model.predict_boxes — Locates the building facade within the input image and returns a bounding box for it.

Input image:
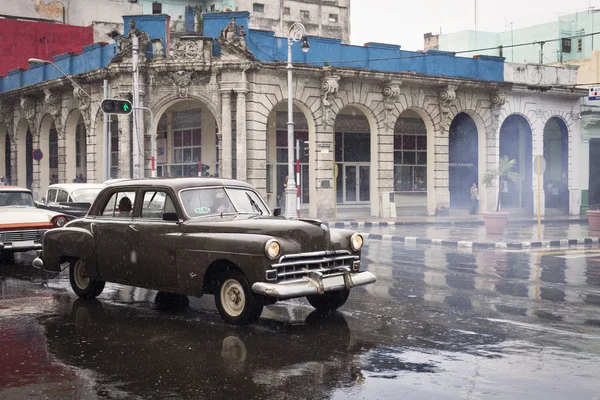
[428,9,600,65]
[140,0,350,43]
[0,12,586,219]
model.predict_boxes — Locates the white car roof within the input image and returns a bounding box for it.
[0,186,32,193]
[47,183,105,194]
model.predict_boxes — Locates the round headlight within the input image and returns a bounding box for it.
[54,216,67,227]
[350,233,364,252]
[265,239,281,260]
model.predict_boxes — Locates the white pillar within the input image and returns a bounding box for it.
[235,89,247,181]
[221,90,232,179]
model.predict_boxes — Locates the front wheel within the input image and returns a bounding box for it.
[307,289,350,312]
[69,259,105,299]
[215,270,263,326]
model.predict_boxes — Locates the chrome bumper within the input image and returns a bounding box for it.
[0,242,43,253]
[252,268,377,299]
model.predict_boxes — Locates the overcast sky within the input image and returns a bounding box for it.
[350,0,600,50]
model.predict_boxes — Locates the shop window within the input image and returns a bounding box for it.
[394,118,427,192]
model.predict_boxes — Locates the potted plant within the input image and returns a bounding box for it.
[587,204,600,231]
[481,156,520,234]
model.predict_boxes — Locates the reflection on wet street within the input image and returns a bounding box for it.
[2,244,600,399]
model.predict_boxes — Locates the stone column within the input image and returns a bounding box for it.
[379,83,400,218]
[235,89,247,181]
[10,138,18,186]
[532,112,545,217]
[31,129,41,200]
[580,118,594,215]
[221,90,233,179]
[118,114,131,178]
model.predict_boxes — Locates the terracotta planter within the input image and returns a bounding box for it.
[586,210,600,231]
[481,212,510,235]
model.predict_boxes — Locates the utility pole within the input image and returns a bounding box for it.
[132,35,142,179]
[103,79,110,182]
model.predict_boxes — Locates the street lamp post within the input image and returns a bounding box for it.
[284,23,310,218]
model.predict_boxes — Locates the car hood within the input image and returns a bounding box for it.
[0,206,61,227]
[184,214,332,253]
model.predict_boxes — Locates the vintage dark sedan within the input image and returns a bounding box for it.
[33,178,376,325]
[36,183,105,220]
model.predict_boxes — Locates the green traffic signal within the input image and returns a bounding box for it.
[101,99,133,115]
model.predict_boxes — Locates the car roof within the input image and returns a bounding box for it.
[103,177,255,191]
[0,186,32,193]
[48,183,105,193]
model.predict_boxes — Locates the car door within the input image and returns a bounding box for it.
[127,189,181,290]
[90,189,136,282]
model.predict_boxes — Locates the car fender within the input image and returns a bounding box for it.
[176,233,298,297]
[42,227,97,275]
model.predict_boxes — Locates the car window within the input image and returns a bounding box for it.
[141,191,176,219]
[0,191,34,207]
[101,191,136,218]
[46,188,58,203]
[179,188,234,217]
[226,188,270,215]
[56,190,68,203]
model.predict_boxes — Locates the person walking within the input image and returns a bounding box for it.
[0,176,6,186]
[469,183,479,215]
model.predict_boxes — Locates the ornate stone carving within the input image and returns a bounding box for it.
[382,81,401,130]
[0,102,15,141]
[73,86,92,133]
[438,84,457,134]
[489,90,506,134]
[44,89,63,134]
[321,74,340,129]
[20,97,37,135]
[150,70,199,98]
[112,19,150,63]
[215,18,255,61]
[174,38,200,58]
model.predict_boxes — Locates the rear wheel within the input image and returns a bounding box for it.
[307,289,350,312]
[69,259,105,299]
[214,270,263,326]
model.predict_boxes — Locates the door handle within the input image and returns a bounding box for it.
[90,222,98,235]
[129,224,138,232]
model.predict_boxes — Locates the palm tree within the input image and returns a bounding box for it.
[482,156,521,212]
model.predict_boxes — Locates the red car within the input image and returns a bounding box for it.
[0,186,68,263]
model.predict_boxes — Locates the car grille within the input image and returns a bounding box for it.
[272,251,359,282]
[0,229,46,243]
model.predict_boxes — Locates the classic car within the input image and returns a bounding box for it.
[33,177,376,325]
[36,183,105,219]
[0,186,68,263]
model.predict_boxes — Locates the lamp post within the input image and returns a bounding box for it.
[284,23,310,218]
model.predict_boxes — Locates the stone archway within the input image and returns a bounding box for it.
[543,117,569,214]
[265,100,317,217]
[153,99,219,179]
[448,113,479,209]
[393,108,436,215]
[333,104,378,217]
[499,114,533,214]
[15,118,33,189]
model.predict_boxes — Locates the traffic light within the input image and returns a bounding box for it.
[101,99,133,115]
[303,140,310,158]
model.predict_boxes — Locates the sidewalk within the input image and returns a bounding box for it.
[323,217,598,249]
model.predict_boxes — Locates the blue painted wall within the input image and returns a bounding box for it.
[1,12,504,94]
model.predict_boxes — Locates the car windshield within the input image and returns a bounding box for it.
[179,187,269,218]
[0,191,34,207]
[71,188,102,202]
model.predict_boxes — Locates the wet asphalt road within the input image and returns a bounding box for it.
[1,243,600,400]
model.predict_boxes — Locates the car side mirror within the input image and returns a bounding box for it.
[41,197,46,203]
[163,212,180,222]
[273,207,282,216]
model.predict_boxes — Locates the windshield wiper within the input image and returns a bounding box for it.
[246,193,263,215]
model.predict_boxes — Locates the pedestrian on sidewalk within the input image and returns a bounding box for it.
[469,183,479,215]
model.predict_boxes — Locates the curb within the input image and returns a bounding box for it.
[325,219,586,228]
[358,233,600,249]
